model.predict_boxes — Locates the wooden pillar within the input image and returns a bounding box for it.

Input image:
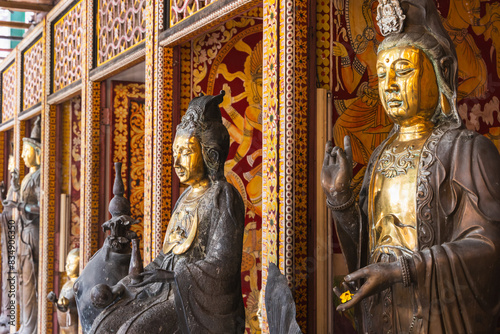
[144,0,175,264]
[80,0,100,266]
[262,0,312,332]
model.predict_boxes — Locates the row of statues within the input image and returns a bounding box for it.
[2,0,500,331]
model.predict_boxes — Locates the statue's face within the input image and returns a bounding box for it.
[65,253,79,277]
[21,142,40,168]
[173,133,206,186]
[377,46,439,126]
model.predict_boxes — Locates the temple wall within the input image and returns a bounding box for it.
[0,0,497,333]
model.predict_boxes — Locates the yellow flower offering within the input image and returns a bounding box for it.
[340,290,353,304]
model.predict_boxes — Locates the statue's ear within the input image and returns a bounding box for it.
[440,92,451,115]
[439,56,454,89]
[35,147,42,165]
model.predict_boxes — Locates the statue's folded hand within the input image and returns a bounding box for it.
[130,269,175,288]
[335,261,402,312]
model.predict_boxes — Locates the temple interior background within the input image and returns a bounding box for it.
[0,0,499,333]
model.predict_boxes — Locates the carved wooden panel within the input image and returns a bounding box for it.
[97,0,146,66]
[53,0,83,92]
[170,0,216,26]
[2,63,16,123]
[23,38,44,110]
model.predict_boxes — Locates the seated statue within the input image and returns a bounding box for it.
[321,0,500,332]
[88,91,246,333]
[47,248,80,334]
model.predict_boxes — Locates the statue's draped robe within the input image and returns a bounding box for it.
[91,180,246,334]
[335,126,500,333]
[17,169,40,334]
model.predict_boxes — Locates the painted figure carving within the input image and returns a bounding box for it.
[48,248,80,334]
[0,152,20,320]
[322,0,500,332]
[88,91,245,333]
[3,117,41,334]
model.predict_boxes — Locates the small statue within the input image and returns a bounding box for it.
[87,91,246,333]
[321,0,500,332]
[73,162,138,333]
[4,117,41,334]
[47,248,80,334]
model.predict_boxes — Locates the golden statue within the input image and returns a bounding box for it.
[322,0,500,332]
[47,248,80,334]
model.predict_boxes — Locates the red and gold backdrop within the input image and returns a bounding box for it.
[179,8,263,333]
[68,97,82,250]
[111,82,146,254]
[328,0,500,332]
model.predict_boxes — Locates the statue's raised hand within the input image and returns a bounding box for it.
[321,136,353,206]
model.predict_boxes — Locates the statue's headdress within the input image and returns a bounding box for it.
[177,91,230,182]
[23,116,41,148]
[376,0,461,126]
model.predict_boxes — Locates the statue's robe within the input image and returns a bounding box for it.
[335,125,500,333]
[17,169,40,334]
[91,180,246,334]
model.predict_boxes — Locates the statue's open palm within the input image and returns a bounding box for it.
[321,136,353,205]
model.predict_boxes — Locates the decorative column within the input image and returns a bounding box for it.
[80,0,100,266]
[143,0,175,264]
[262,0,311,332]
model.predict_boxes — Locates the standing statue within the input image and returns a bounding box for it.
[87,91,246,333]
[47,248,80,334]
[0,152,20,318]
[321,0,500,332]
[4,117,41,334]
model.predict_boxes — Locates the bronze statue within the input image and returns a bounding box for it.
[3,117,41,334]
[322,0,500,332]
[81,91,245,333]
[48,248,80,334]
[74,162,139,333]
[0,153,20,321]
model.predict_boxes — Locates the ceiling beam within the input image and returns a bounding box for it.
[0,35,24,41]
[0,1,53,12]
[0,21,31,29]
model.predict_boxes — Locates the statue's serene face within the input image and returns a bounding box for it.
[21,142,40,168]
[65,253,79,278]
[377,46,439,127]
[173,133,207,186]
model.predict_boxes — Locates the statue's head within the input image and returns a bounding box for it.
[65,248,80,278]
[175,91,230,184]
[376,0,461,127]
[22,117,41,168]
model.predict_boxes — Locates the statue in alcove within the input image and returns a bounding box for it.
[47,248,80,334]
[321,0,500,332]
[85,91,245,334]
[3,117,41,334]
[0,151,20,319]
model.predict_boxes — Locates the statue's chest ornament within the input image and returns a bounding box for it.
[376,144,419,178]
[163,187,209,255]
